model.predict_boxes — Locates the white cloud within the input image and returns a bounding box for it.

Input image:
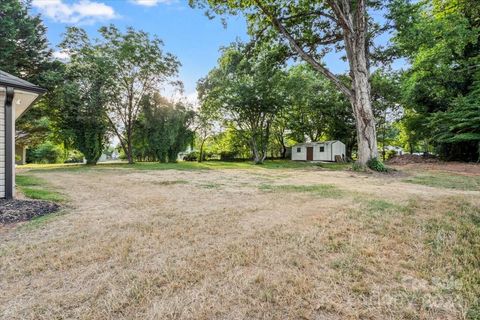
[52,50,71,61]
[32,0,117,24]
[130,0,174,7]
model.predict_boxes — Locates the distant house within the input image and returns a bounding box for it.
[291,141,346,162]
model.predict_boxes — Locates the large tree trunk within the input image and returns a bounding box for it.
[343,5,378,166]
[349,67,378,165]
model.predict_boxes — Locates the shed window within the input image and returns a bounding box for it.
[319,146,325,152]
[297,147,301,153]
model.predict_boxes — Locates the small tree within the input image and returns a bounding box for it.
[198,44,286,164]
[194,111,215,162]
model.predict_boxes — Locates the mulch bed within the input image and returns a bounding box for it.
[0,199,60,224]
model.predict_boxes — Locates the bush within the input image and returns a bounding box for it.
[367,157,389,172]
[385,150,398,160]
[220,151,237,161]
[27,142,65,164]
[183,151,199,161]
[64,150,84,163]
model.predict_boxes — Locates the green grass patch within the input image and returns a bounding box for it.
[16,174,65,202]
[22,160,349,173]
[315,162,351,171]
[259,183,343,198]
[404,173,480,191]
[15,175,44,186]
[365,199,412,214]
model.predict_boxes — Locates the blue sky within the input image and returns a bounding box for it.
[31,0,399,102]
[31,0,251,101]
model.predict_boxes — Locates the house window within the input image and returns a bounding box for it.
[319,146,325,152]
[297,147,301,153]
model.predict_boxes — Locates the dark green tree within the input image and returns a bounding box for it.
[134,94,194,163]
[390,0,480,160]
[57,48,111,164]
[0,0,67,149]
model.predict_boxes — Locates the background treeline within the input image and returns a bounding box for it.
[2,0,479,164]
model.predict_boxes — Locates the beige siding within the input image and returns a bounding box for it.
[0,88,5,198]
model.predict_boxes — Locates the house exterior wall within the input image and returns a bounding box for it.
[0,88,5,198]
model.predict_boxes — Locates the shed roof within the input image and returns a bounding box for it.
[0,70,46,94]
[294,140,342,146]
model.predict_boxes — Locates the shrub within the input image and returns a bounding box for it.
[27,142,65,164]
[385,150,398,160]
[183,151,199,161]
[220,151,237,161]
[367,157,389,172]
[64,150,84,163]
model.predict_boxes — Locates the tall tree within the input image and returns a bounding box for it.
[135,93,195,163]
[0,0,66,149]
[57,48,112,164]
[61,25,181,164]
[390,0,480,160]
[198,44,286,164]
[191,0,383,165]
[0,0,51,77]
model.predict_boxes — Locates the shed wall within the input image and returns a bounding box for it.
[291,145,306,161]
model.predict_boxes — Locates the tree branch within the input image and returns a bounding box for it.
[253,0,353,98]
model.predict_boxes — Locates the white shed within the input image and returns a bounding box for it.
[0,71,45,198]
[291,141,346,162]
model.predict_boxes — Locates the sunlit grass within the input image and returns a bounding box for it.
[16,174,65,202]
[259,183,344,197]
[20,160,349,172]
[404,173,480,191]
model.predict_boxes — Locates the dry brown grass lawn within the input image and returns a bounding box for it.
[1,163,479,319]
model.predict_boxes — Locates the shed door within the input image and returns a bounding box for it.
[306,147,313,161]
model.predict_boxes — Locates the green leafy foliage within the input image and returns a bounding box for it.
[132,94,194,163]
[60,25,181,164]
[197,43,287,164]
[391,0,480,161]
[57,47,111,164]
[27,141,66,164]
[366,157,389,172]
